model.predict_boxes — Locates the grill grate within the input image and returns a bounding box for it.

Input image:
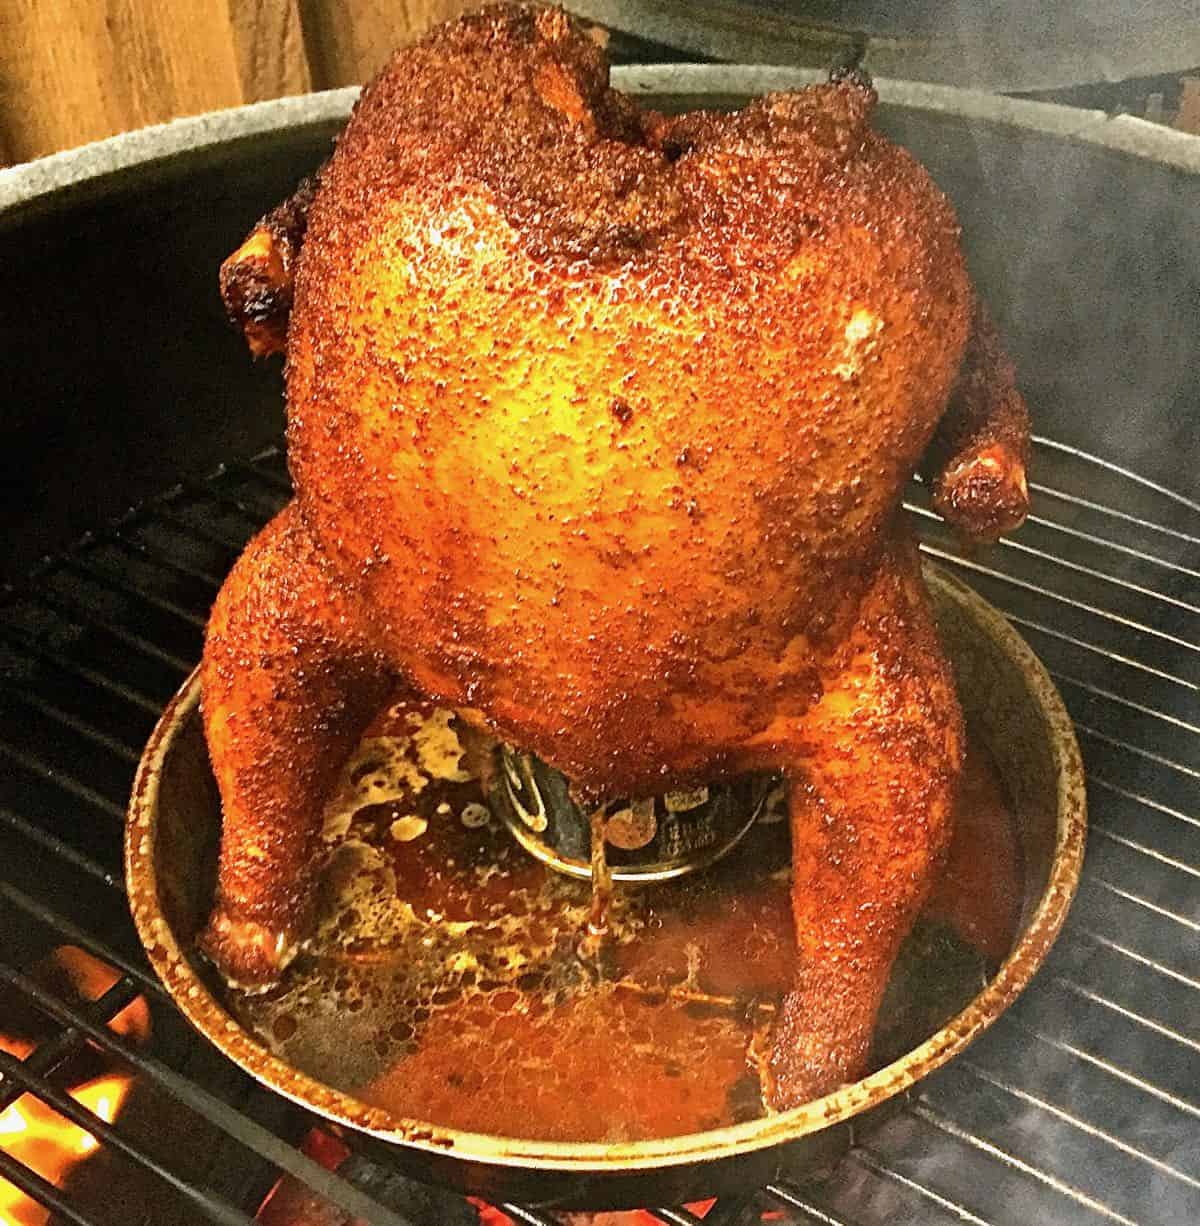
[1,438,1197,1225]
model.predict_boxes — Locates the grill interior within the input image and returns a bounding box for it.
[0,434,1196,1224]
[2,59,1199,1226]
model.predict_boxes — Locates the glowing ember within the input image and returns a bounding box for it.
[50,947,152,1047]
[503,1205,717,1226]
[258,1130,719,1226]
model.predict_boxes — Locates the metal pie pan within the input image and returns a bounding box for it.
[125,564,1085,1207]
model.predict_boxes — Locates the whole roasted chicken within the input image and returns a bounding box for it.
[204,4,1030,1109]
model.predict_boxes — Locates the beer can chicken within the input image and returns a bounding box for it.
[204,3,1030,1110]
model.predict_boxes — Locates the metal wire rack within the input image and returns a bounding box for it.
[0,435,1196,1225]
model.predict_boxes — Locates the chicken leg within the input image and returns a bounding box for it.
[199,502,395,987]
[742,531,963,1108]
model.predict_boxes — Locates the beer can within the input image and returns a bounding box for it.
[491,745,780,882]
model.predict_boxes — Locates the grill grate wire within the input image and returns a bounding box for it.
[0,438,1196,1226]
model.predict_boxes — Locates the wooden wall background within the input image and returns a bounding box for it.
[0,1,474,165]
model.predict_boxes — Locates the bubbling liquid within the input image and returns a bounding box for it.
[225,693,1021,1142]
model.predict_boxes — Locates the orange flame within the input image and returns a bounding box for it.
[0,947,148,1226]
[0,1073,133,1226]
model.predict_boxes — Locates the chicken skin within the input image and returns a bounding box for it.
[203,4,1030,1109]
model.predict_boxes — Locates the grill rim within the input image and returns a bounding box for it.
[3,62,1200,228]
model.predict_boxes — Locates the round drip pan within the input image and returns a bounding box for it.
[126,565,1085,1208]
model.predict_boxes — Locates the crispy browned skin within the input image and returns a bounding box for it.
[200,5,1029,1106]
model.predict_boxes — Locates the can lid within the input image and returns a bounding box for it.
[575,1,1200,94]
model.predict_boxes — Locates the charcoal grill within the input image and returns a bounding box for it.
[1,67,1198,1225]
